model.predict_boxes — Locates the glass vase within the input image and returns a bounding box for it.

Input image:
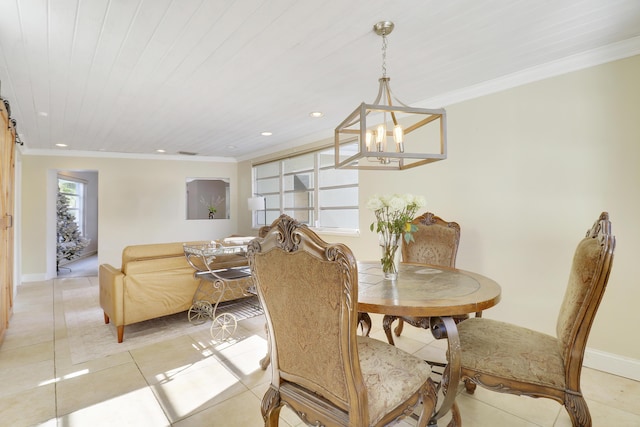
[379,232,401,280]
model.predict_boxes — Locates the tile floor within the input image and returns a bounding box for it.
[1,271,639,426]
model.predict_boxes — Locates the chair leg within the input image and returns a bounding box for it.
[103,312,110,324]
[382,315,397,345]
[394,318,404,337]
[448,402,462,427]
[358,312,372,336]
[464,379,476,394]
[260,323,271,370]
[565,394,592,427]
[416,378,438,427]
[117,325,124,343]
[262,386,282,427]
[265,407,282,427]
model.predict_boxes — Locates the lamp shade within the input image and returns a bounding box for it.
[248,196,265,211]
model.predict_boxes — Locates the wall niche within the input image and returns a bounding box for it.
[186,178,230,220]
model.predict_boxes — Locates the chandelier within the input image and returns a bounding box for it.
[335,21,447,170]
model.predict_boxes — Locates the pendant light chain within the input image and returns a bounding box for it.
[381,33,388,78]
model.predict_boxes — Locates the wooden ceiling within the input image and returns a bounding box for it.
[1,0,639,160]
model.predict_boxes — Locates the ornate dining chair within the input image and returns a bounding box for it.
[383,211,465,345]
[256,221,376,372]
[402,211,460,267]
[248,214,437,427]
[262,223,372,334]
[456,212,615,427]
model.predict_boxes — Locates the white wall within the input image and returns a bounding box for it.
[238,55,640,376]
[19,55,640,378]
[21,155,239,279]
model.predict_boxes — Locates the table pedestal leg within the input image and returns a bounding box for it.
[428,316,461,427]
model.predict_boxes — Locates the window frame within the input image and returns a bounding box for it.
[252,148,359,234]
[58,176,87,236]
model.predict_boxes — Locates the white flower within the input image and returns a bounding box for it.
[366,195,384,211]
[414,195,426,208]
[388,196,406,212]
[401,193,414,205]
[368,193,426,241]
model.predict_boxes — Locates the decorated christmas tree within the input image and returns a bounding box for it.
[56,190,89,271]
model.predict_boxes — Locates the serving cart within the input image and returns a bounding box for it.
[183,241,255,341]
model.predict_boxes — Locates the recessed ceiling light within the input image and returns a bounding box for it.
[261,132,273,136]
[55,143,67,147]
[156,149,166,153]
[309,111,324,118]
[38,111,48,117]
[226,145,237,150]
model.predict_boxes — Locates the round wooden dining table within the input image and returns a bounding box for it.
[357,261,501,426]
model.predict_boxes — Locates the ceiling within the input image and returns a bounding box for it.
[1,0,639,161]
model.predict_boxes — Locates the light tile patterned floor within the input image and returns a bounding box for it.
[1,275,639,426]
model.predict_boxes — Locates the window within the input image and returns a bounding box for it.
[252,147,359,231]
[58,177,86,235]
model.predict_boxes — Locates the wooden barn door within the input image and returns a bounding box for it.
[0,99,16,344]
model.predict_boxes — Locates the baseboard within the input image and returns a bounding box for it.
[584,348,640,381]
[21,273,49,282]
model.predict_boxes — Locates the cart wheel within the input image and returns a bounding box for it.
[210,313,237,341]
[188,301,212,325]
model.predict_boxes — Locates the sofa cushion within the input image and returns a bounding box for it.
[123,256,193,276]
[122,241,208,266]
[122,268,200,324]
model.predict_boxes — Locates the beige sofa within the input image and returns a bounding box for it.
[99,239,252,343]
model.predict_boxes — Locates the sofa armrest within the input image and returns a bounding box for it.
[99,264,125,327]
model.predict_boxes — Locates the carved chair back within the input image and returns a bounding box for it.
[383,211,465,346]
[257,225,271,238]
[248,214,437,426]
[402,212,460,267]
[556,212,616,392]
[248,214,367,417]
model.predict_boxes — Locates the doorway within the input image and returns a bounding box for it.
[56,170,98,277]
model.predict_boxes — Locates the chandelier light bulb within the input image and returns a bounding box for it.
[394,125,404,152]
[376,124,386,151]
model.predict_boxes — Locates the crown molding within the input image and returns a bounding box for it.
[418,35,640,109]
[19,147,238,163]
[239,37,640,163]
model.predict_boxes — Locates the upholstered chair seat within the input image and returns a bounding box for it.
[356,336,433,424]
[458,319,566,389]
